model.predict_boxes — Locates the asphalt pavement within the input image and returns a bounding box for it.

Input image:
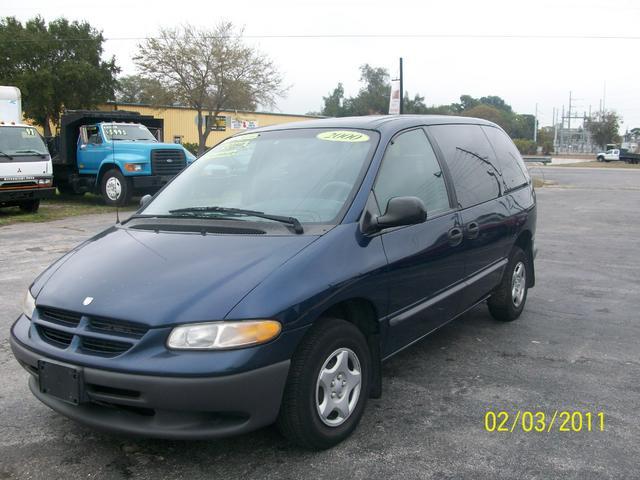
[0,166,638,479]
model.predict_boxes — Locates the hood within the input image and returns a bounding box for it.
[33,226,317,327]
[111,141,185,153]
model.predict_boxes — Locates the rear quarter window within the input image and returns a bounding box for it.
[481,126,530,192]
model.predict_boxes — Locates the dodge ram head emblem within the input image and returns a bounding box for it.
[82,297,94,306]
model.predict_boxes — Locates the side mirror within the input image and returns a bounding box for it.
[140,194,153,208]
[376,196,427,230]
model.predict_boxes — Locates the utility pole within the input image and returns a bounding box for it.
[533,104,537,142]
[399,57,404,115]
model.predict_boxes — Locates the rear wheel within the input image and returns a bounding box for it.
[19,200,40,213]
[100,169,131,206]
[488,247,529,322]
[277,318,370,450]
[597,156,604,162]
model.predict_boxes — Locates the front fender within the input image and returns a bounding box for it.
[100,153,151,176]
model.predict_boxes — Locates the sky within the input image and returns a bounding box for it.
[5,0,640,129]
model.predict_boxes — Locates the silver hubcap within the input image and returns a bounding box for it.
[315,348,362,427]
[105,177,122,201]
[511,261,526,308]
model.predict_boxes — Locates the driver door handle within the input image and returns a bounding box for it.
[448,227,463,246]
[466,222,480,239]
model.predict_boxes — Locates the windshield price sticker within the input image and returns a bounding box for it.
[317,131,370,142]
[104,126,127,137]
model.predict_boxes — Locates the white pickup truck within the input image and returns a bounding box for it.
[596,149,620,162]
[0,86,55,213]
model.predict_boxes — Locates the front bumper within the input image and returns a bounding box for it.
[10,333,290,440]
[130,175,175,190]
[0,187,55,204]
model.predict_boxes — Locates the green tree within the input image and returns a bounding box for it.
[321,83,347,117]
[586,111,621,149]
[321,64,390,116]
[347,64,390,115]
[115,75,174,105]
[0,16,119,136]
[403,92,429,114]
[462,104,510,131]
[135,22,285,154]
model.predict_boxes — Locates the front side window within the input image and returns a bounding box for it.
[374,128,450,216]
[0,126,48,156]
[429,124,501,208]
[142,128,378,224]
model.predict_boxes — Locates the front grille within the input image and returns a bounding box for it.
[89,318,148,338]
[34,308,148,357]
[81,336,132,356]
[40,307,81,327]
[151,149,186,176]
[37,325,73,348]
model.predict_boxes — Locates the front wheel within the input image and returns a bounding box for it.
[100,169,131,206]
[488,247,529,322]
[277,318,371,450]
[19,199,40,213]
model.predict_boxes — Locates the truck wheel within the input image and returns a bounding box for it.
[277,318,371,450]
[597,155,604,162]
[488,247,529,322]
[19,200,40,213]
[101,169,131,206]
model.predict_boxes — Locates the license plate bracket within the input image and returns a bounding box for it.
[38,360,84,405]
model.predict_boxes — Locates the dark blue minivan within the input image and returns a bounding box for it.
[11,116,536,449]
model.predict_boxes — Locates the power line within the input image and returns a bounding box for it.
[3,32,640,43]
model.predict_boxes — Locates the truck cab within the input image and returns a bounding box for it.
[0,85,55,213]
[53,111,195,206]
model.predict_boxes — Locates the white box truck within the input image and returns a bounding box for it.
[0,86,54,213]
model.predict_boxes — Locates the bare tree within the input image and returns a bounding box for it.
[134,23,285,154]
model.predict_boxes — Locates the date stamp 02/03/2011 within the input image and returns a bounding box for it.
[484,411,605,433]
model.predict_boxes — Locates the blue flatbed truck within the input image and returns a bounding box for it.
[51,110,195,205]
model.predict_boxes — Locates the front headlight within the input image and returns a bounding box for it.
[22,289,36,319]
[167,320,282,350]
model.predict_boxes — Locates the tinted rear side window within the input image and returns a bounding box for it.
[482,126,530,192]
[429,124,501,208]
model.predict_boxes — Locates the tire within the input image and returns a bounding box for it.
[100,169,131,206]
[277,318,371,450]
[597,156,604,162]
[19,200,40,213]
[488,247,529,322]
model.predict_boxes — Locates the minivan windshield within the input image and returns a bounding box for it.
[0,126,48,156]
[141,128,378,224]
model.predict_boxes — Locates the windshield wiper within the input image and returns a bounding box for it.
[167,206,304,234]
[14,149,46,156]
[0,150,13,159]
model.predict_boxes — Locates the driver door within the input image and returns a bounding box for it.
[78,125,106,174]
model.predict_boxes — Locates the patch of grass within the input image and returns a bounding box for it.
[532,177,545,188]
[0,192,137,227]
[554,160,640,169]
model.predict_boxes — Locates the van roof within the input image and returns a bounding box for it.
[249,115,500,134]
